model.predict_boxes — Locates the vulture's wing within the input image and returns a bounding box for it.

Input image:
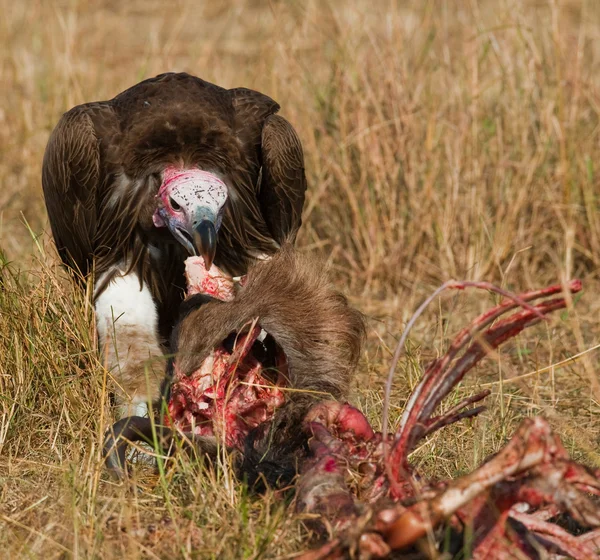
[259,114,307,244]
[230,88,307,246]
[42,104,114,277]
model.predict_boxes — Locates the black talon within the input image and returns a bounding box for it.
[102,416,172,480]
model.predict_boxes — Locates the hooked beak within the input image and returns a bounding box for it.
[193,220,217,270]
[161,209,219,269]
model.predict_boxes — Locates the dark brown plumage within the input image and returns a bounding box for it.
[42,72,307,340]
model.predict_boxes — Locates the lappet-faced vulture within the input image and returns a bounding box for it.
[42,72,307,418]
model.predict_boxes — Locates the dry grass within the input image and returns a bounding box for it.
[1,0,600,557]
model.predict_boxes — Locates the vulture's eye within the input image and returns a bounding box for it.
[169,197,182,211]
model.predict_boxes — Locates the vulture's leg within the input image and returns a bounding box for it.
[95,268,164,418]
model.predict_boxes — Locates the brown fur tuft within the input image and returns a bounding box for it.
[175,243,365,403]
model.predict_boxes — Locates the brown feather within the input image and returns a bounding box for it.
[259,114,307,244]
[42,106,103,276]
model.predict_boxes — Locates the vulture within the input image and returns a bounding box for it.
[42,72,307,418]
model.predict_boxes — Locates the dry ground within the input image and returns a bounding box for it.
[1,0,600,558]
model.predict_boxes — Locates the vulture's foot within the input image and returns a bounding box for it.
[103,416,173,479]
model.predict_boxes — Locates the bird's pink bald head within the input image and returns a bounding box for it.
[153,166,228,268]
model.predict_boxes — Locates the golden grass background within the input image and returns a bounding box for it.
[1,0,600,557]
